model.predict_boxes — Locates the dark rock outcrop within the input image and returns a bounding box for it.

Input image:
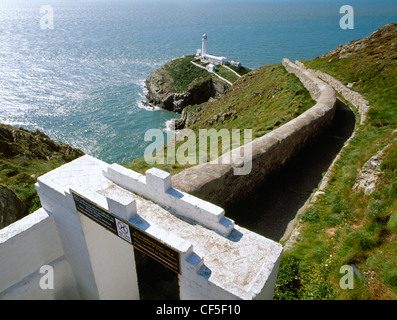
[0,184,29,228]
[145,60,230,114]
[0,124,84,162]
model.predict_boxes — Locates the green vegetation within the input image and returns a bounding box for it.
[0,156,64,213]
[275,24,397,300]
[0,124,84,227]
[164,55,212,93]
[276,140,397,300]
[215,65,241,83]
[227,64,251,76]
[187,64,314,135]
[165,55,252,89]
[305,49,397,128]
[125,63,315,174]
[214,64,251,84]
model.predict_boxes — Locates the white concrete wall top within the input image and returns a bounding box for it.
[103,163,235,236]
[36,155,283,300]
[131,190,283,299]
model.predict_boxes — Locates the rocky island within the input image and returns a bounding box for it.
[145,55,232,113]
[144,55,251,130]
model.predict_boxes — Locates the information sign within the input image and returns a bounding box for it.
[71,190,181,274]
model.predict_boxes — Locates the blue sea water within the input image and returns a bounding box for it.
[0,0,396,164]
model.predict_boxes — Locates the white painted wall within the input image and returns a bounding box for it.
[103,164,235,236]
[0,209,79,299]
[1,155,283,300]
[202,34,207,56]
[35,181,101,299]
[79,213,139,300]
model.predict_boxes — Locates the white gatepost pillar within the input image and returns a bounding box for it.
[77,191,140,300]
[35,155,140,300]
[35,180,100,299]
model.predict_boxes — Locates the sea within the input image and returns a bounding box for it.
[0,0,396,165]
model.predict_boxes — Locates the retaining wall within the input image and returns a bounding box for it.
[295,60,370,124]
[172,58,337,208]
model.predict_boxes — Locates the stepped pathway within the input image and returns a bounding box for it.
[295,61,370,124]
[225,59,357,241]
[226,98,355,241]
[281,62,376,249]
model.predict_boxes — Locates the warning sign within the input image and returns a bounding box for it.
[71,190,181,274]
[71,190,117,233]
[116,218,132,243]
[131,227,181,274]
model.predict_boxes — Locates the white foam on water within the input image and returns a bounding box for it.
[137,99,161,112]
[164,119,175,132]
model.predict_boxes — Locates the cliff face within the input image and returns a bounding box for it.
[0,184,29,229]
[0,124,84,162]
[145,56,230,113]
[0,124,84,229]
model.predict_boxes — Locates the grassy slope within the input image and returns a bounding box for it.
[163,55,251,93]
[165,55,212,93]
[125,63,315,175]
[0,125,84,227]
[0,156,64,215]
[275,24,397,300]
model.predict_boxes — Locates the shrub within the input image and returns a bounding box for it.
[299,263,336,300]
[368,200,386,219]
[387,212,397,232]
[385,270,397,288]
[300,207,320,222]
[274,256,301,300]
[344,230,377,251]
[332,200,347,214]
[325,213,343,226]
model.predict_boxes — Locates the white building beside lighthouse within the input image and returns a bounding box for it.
[196,33,228,65]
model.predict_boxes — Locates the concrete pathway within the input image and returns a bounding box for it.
[190,61,233,86]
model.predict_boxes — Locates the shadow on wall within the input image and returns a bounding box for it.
[226,99,356,241]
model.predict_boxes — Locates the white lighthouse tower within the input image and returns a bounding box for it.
[196,33,228,66]
[202,33,208,57]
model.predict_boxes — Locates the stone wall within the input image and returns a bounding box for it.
[295,60,370,124]
[172,58,337,208]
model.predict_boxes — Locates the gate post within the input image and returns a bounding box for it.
[77,191,140,300]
